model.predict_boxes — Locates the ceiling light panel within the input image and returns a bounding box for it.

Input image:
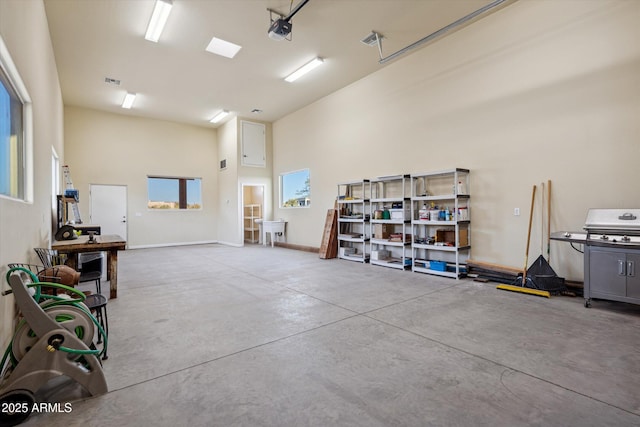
[284,57,324,83]
[121,93,136,109]
[145,0,173,42]
[210,110,229,123]
[206,37,242,59]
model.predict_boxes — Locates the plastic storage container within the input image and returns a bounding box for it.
[430,261,447,271]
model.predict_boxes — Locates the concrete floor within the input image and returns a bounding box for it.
[21,244,640,426]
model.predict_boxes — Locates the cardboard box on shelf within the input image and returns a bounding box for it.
[435,229,469,246]
[371,249,390,260]
[389,208,410,220]
[389,233,411,242]
[459,229,469,246]
[374,223,393,239]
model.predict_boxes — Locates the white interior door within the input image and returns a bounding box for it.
[90,184,127,240]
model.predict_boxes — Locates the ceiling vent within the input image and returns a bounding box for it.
[361,31,383,47]
[104,77,121,86]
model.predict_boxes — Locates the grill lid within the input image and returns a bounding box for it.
[584,209,640,232]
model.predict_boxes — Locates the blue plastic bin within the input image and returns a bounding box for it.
[430,261,447,271]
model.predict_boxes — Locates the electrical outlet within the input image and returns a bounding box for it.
[514,208,520,216]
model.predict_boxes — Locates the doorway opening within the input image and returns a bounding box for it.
[242,184,264,244]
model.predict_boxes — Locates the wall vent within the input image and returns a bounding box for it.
[220,159,227,170]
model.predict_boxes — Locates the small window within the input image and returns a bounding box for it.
[0,36,31,201]
[280,169,310,208]
[147,176,202,210]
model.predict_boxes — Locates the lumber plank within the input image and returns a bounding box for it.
[466,259,524,275]
[319,209,338,259]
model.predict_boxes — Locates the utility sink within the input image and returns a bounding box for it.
[255,219,287,247]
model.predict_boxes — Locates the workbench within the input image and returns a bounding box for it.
[52,234,126,299]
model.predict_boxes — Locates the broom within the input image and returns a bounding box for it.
[497,184,550,298]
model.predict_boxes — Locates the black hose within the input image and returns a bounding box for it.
[570,242,584,254]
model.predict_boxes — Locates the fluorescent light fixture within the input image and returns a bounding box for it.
[145,0,173,42]
[284,57,324,82]
[121,93,136,109]
[205,37,242,59]
[210,110,229,123]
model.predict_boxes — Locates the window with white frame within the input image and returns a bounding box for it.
[0,36,31,201]
[280,169,310,208]
[51,148,60,210]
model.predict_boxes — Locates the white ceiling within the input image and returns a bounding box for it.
[44,0,498,128]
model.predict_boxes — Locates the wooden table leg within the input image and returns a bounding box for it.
[65,253,78,270]
[106,251,111,281]
[108,249,118,299]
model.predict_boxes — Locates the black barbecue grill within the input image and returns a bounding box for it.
[551,209,640,308]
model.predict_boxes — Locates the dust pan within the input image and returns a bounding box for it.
[526,255,566,294]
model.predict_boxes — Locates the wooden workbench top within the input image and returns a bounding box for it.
[52,234,126,251]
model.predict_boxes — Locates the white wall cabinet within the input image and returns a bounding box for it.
[411,168,470,278]
[240,120,266,167]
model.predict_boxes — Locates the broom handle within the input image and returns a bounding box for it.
[523,185,537,285]
[547,180,551,261]
[541,182,545,255]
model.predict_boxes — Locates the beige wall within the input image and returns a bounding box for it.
[238,119,273,223]
[64,107,218,248]
[273,0,640,281]
[217,117,274,246]
[216,117,240,245]
[0,0,65,347]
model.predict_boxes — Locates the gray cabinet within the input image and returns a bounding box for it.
[627,252,640,299]
[586,246,640,306]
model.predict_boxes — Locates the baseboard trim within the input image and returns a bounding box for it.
[127,240,318,252]
[128,240,218,250]
[274,242,320,253]
[217,241,244,248]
